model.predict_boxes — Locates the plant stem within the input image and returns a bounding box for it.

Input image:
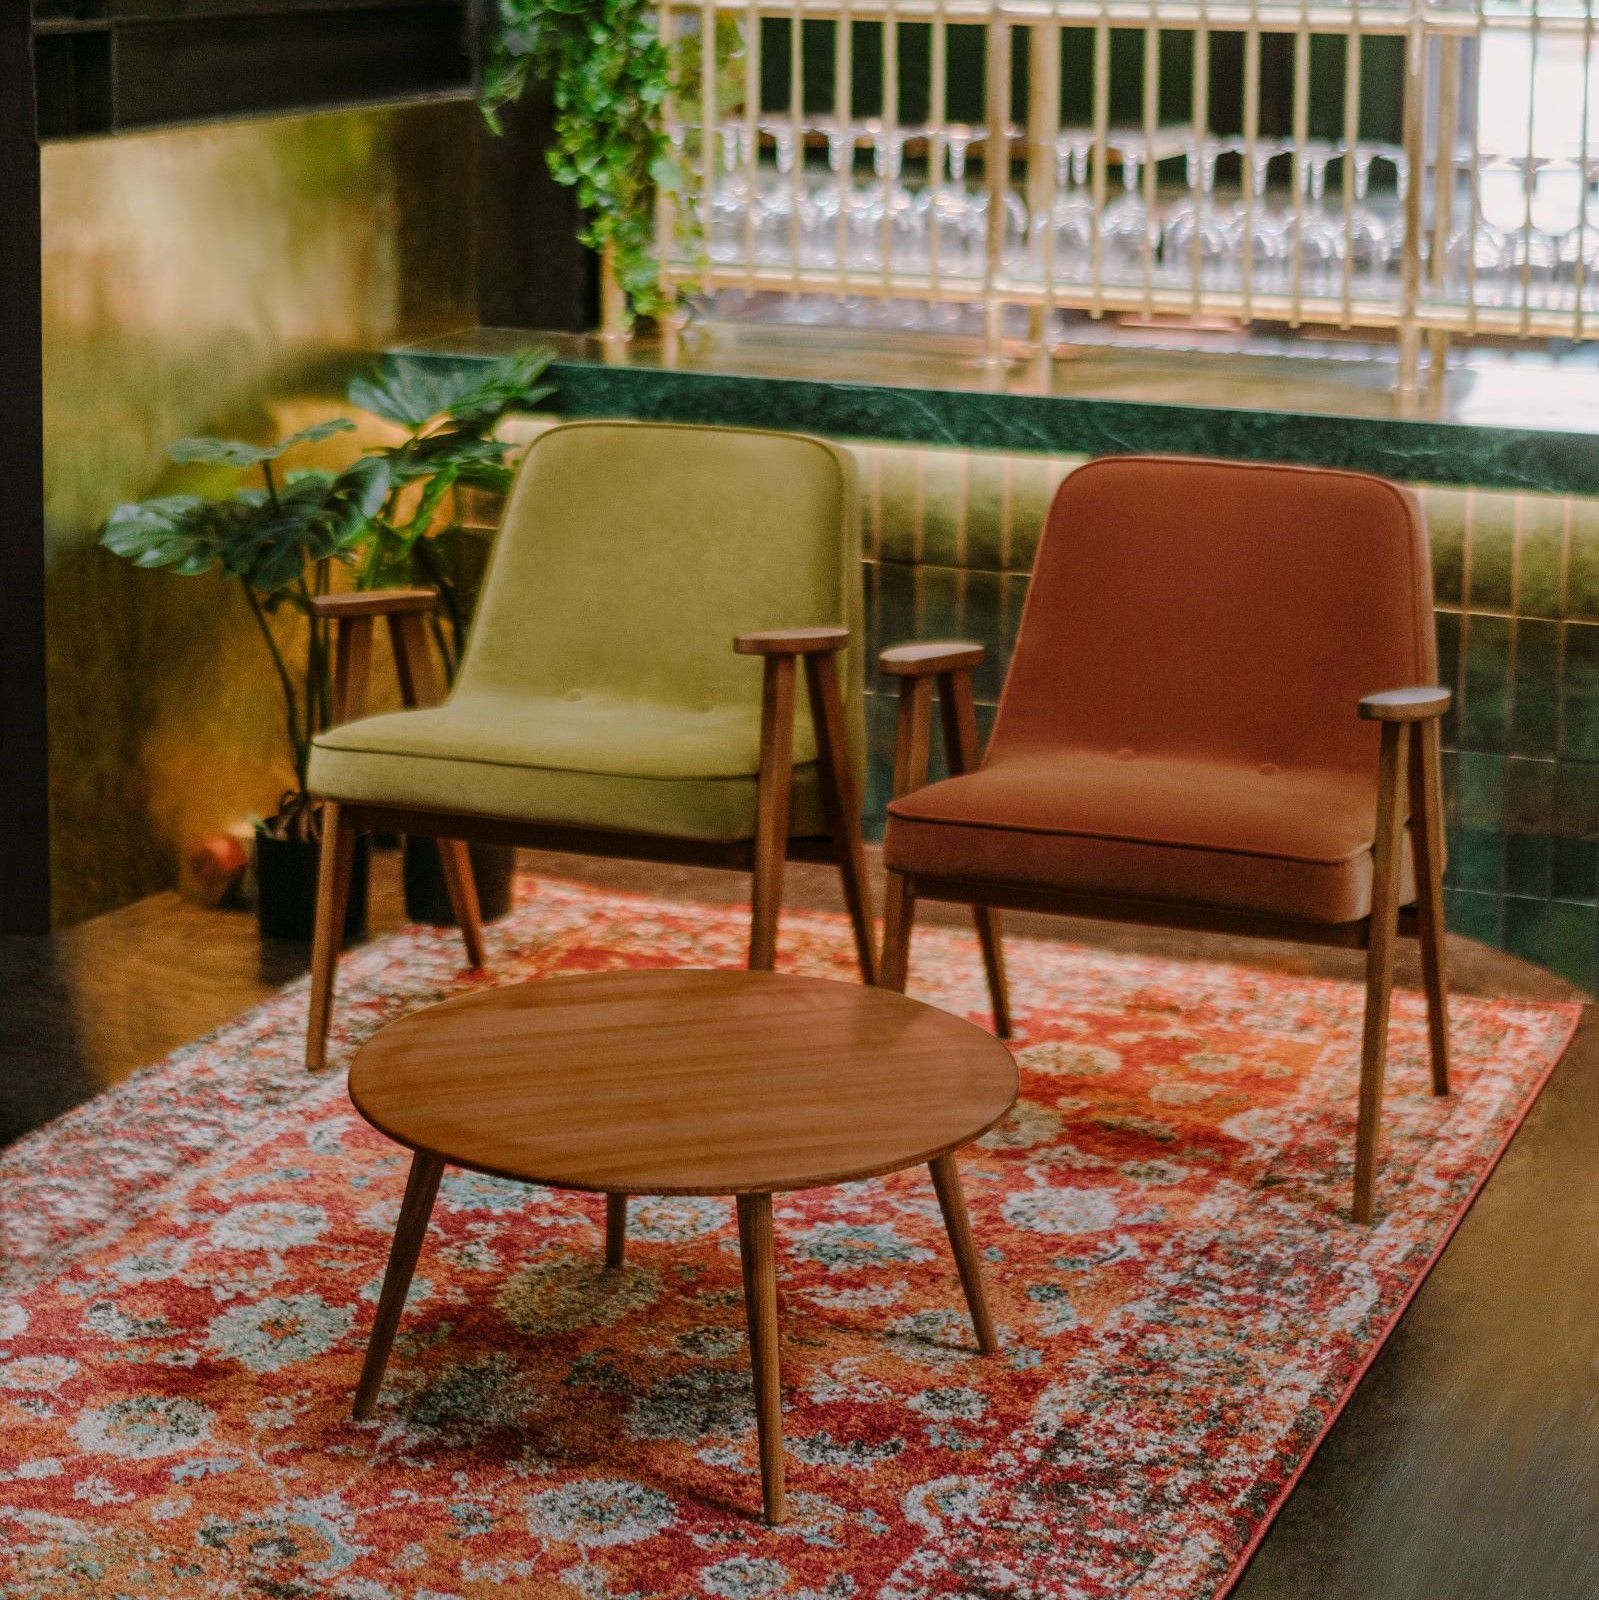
[242,580,307,796]
[299,574,331,736]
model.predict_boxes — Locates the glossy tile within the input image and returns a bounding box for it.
[960,569,1009,706]
[1454,752,1507,830]
[876,448,921,565]
[1547,900,1599,988]
[1443,887,1504,945]
[1424,486,1467,608]
[1503,895,1551,966]
[1449,826,1506,894]
[1554,758,1599,845]
[1467,493,1515,613]
[1504,756,1557,835]
[1435,609,1462,749]
[1560,622,1599,763]
[964,450,1008,573]
[1511,618,1561,759]
[1566,497,1599,620]
[1516,494,1565,620]
[1461,615,1513,753]
[917,563,963,646]
[919,449,966,568]
[1505,833,1554,900]
[1551,838,1598,905]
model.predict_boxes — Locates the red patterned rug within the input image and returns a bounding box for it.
[0,877,1579,1599]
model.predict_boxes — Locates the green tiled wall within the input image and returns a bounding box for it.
[845,441,1599,995]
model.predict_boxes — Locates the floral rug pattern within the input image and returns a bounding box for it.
[0,876,1579,1600]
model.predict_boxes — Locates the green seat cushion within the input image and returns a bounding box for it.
[309,419,861,843]
[310,692,828,842]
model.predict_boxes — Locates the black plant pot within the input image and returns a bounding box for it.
[403,836,516,926]
[255,831,370,943]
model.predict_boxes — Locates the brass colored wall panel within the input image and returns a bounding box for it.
[41,99,475,926]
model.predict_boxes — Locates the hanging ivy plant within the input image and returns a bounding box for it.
[482,0,692,325]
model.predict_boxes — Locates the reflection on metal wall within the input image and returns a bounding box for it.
[41,99,475,927]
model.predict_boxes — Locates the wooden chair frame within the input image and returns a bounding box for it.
[304,591,876,1071]
[877,642,1452,1224]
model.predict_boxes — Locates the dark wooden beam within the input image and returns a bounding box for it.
[0,9,53,934]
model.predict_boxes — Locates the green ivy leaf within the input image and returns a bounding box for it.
[480,0,702,327]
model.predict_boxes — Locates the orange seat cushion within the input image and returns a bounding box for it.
[885,750,1415,924]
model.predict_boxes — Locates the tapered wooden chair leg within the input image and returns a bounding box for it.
[1410,718,1451,1097]
[972,907,1011,1038]
[307,803,356,1071]
[736,1193,786,1525]
[803,653,877,984]
[835,836,878,985]
[354,1152,443,1419]
[1415,895,1451,1098]
[879,872,916,993]
[1354,723,1411,1225]
[749,657,796,972]
[437,839,486,969]
[930,1153,1000,1354]
[604,1194,627,1269]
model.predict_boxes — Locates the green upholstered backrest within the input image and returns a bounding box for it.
[456,420,864,760]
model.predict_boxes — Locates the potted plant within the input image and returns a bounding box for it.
[345,349,555,924]
[99,348,554,939]
[100,420,388,939]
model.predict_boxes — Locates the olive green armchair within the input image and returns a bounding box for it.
[304,420,874,1069]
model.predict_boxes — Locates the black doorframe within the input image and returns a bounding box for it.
[0,12,53,936]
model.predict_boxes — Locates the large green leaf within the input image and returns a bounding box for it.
[310,456,392,557]
[99,495,256,577]
[444,348,557,432]
[166,418,356,470]
[347,363,477,432]
[347,348,555,433]
[223,475,336,590]
[101,451,390,598]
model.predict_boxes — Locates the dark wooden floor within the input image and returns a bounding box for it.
[1,843,1594,1599]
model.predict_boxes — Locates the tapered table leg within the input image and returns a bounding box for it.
[736,1192,786,1525]
[354,1152,444,1419]
[930,1153,999,1354]
[605,1194,628,1268]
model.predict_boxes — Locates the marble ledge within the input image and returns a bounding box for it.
[405,326,1599,500]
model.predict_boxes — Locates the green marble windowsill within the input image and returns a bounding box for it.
[408,323,1599,498]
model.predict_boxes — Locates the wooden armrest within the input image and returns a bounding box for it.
[1358,686,1451,723]
[308,588,436,620]
[879,641,984,677]
[734,626,850,656]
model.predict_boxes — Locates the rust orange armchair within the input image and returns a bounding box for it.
[877,454,1450,1223]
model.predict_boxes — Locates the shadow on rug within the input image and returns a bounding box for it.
[0,876,1580,1599]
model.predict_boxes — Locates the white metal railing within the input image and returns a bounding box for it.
[638,0,1599,382]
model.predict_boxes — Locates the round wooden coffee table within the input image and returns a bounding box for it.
[346,969,1018,1524]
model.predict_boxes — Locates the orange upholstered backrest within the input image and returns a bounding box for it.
[990,454,1437,775]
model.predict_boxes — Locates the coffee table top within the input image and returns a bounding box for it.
[348,970,1018,1196]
